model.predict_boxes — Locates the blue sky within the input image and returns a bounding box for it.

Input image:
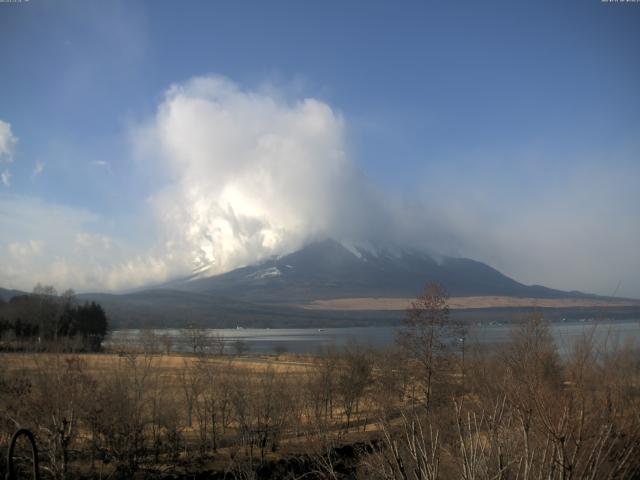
[1,0,639,296]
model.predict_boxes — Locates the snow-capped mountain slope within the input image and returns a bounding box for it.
[168,239,574,303]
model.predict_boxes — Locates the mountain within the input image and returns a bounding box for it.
[6,240,634,329]
[166,238,578,303]
[0,288,26,302]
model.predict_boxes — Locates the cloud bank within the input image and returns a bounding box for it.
[1,76,383,292]
[137,76,381,276]
[0,194,188,292]
[0,76,382,291]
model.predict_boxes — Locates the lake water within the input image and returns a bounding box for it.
[107,319,640,356]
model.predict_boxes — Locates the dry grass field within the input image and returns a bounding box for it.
[0,351,315,375]
[0,347,386,478]
[302,295,640,310]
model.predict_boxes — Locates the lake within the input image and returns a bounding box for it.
[107,319,640,356]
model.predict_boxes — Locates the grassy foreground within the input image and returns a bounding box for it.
[1,317,640,479]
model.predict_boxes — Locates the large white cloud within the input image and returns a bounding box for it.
[137,75,376,276]
[0,77,385,292]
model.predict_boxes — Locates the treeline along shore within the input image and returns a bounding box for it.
[0,285,108,352]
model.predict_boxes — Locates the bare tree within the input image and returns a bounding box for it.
[233,339,249,356]
[178,359,200,428]
[372,345,410,419]
[182,323,210,355]
[26,355,92,479]
[396,283,461,409]
[140,327,159,355]
[337,342,372,431]
[306,346,338,428]
[160,333,173,355]
[367,409,441,480]
[209,331,227,356]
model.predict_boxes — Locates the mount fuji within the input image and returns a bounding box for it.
[162,238,583,303]
[8,239,633,329]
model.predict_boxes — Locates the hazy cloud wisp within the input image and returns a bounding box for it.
[0,120,18,189]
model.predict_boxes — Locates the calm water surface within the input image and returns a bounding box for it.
[107,319,640,355]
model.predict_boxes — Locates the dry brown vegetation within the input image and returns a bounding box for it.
[1,286,639,479]
[302,296,640,311]
[0,345,384,479]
